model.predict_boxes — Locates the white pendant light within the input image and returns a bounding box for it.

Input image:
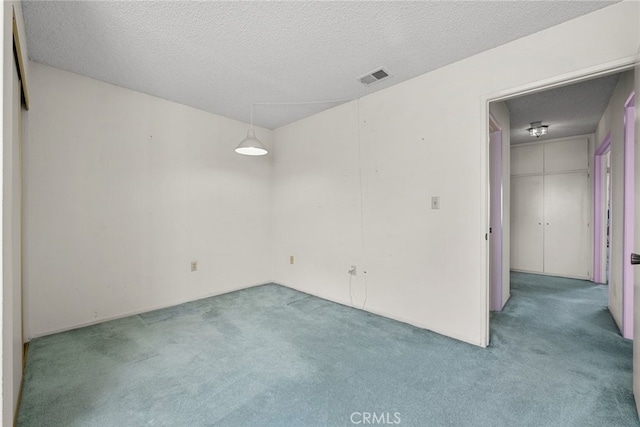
[235,128,267,156]
[235,104,268,156]
[235,98,354,156]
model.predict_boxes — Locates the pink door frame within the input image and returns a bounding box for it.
[622,92,635,339]
[593,133,611,285]
[489,114,503,311]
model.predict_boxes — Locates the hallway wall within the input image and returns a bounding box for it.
[489,101,511,308]
[596,70,635,331]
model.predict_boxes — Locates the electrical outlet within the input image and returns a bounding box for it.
[191,261,198,272]
[290,255,294,265]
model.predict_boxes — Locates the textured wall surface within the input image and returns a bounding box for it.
[23,63,273,339]
[272,2,638,347]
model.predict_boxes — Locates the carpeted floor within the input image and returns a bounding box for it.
[17,272,639,426]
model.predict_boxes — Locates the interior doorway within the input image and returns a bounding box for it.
[483,59,634,348]
[594,134,612,285]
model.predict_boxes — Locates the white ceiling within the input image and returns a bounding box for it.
[22,1,618,129]
[505,73,621,144]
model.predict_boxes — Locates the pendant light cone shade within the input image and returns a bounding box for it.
[235,128,268,156]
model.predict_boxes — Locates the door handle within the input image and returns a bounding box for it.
[631,253,640,265]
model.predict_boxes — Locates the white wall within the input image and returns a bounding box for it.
[23,62,273,339]
[596,70,635,331]
[273,2,639,346]
[4,56,21,427]
[2,2,27,425]
[489,101,510,307]
[272,101,364,310]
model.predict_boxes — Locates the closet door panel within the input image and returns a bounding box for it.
[543,172,590,278]
[543,138,589,173]
[512,145,544,175]
[511,175,544,272]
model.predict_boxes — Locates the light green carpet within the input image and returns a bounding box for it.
[17,272,639,426]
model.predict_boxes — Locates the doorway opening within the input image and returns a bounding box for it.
[483,58,634,347]
[594,133,612,285]
[489,114,504,312]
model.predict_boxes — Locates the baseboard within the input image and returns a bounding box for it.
[510,268,590,281]
[29,279,485,348]
[22,342,28,372]
[274,281,485,348]
[501,293,512,310]
[28,281,274,340]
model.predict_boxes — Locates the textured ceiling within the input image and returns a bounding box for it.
[22,1,618,129]
[505,73,621,144]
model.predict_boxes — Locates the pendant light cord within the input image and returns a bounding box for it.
[248,98,354,128]
[252,98,353,107]
[347,98,368,311]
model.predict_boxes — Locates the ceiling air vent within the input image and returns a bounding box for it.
[358,68,391,86]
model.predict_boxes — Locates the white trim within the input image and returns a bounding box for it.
[485,56,636,103]
[275,281,485,348]
[480,55,637,348]
[28,281,275,339]
[511,133,593,149]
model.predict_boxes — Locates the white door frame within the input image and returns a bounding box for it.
[623,91,636,339]
[480,55,636,347]
[594,134,612,285]
[488,114,504,312]
[592,133,611,283]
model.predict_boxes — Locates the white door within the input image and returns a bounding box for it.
[632,51,640,415]
[511,175,544,272]
[543,172,590,278]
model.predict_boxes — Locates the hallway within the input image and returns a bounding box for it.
[490,272,636,425]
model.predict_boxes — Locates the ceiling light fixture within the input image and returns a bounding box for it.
[527,121,549,138]
[235,104,268,156]
[235,98,353,156]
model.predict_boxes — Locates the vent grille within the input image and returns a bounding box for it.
[358,68,391,86]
